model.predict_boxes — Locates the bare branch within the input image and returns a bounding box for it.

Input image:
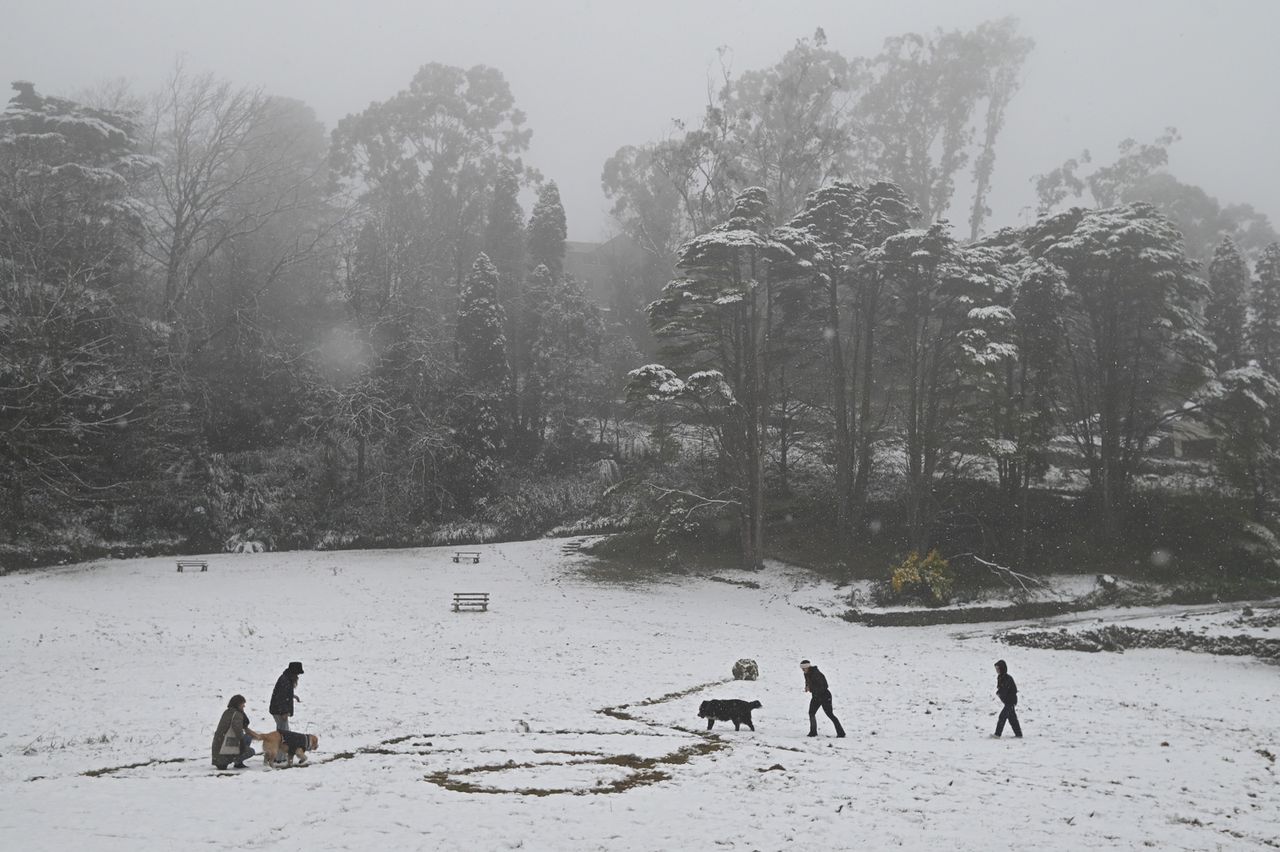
[950,552,1055,597]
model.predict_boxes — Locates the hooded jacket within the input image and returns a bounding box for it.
[997,672,1018,706]
[270,669,299,716]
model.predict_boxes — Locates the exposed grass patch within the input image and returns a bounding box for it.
[628,678,733,708]
[83,757,188,777]
[421,739,727,797]
[709,576,761,589]
[598,707,636,722]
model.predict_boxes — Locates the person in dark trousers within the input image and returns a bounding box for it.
[211,694,258,769]
[800,659,846,738]
[269,661,304,734]
[993,659,1022,737]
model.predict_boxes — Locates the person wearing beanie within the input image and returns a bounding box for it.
[269,662,304,734]
[800,659,846,738]
[211,694,259,770]
[993,659,1022,738]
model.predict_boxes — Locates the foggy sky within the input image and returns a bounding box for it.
[3,0,1277,242]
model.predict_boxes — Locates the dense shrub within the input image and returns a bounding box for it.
[881,549,954,606]
[479,468,606,540]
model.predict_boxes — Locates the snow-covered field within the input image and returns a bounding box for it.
[1,539,1277,851]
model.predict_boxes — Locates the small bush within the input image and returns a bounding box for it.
[883,549,954,607]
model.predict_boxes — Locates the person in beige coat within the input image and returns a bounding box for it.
[211,694,259,769]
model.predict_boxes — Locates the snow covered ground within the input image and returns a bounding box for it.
[1,539,1277,851]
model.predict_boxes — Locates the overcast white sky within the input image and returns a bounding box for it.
[3,0,1276,241]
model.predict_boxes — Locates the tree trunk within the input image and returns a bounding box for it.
[776,367,791,496]
[826,274,853,555]
[850,279,880,528]
[1018,465,1031,571]
[8,471,22,531]
[1254,470,1268,523]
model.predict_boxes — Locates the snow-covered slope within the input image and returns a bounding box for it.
[0,540,1275,850]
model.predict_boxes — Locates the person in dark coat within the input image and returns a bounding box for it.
[269,661,304,733]
[993,659,1022,737]
[211,694,258,769]
[800,659,846,738]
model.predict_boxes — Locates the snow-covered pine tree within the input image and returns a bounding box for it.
[456,253,510,389]
[514,262,554,437]
[1205,236,1250,371]
[530,273,605,461]
[526,181,567,279]
[455,251,510,448]
[1248,242,1280,374]
[511,182,568,441]
[447,253,511,505]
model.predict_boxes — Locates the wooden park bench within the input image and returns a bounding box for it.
[452,551,481,564]
[176,559,208,573]
[452,592,490,612]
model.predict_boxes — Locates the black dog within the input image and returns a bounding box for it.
[697,699,762,731]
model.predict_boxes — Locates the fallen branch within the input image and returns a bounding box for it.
[951,552,1053,596]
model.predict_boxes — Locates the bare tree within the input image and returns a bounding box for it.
[141,61,328,329]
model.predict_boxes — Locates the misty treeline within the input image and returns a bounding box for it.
[2,20,1279,579]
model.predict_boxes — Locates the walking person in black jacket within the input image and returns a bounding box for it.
[993,659,1022,738]
[269,661,304,733]
[800,659,846,738]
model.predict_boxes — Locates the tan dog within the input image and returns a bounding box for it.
[255,730,320,767]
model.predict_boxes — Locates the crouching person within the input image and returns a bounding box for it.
[212,694,259,770]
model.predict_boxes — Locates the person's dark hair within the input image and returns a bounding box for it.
[994,660,1007,674]
[227,694,246,709]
